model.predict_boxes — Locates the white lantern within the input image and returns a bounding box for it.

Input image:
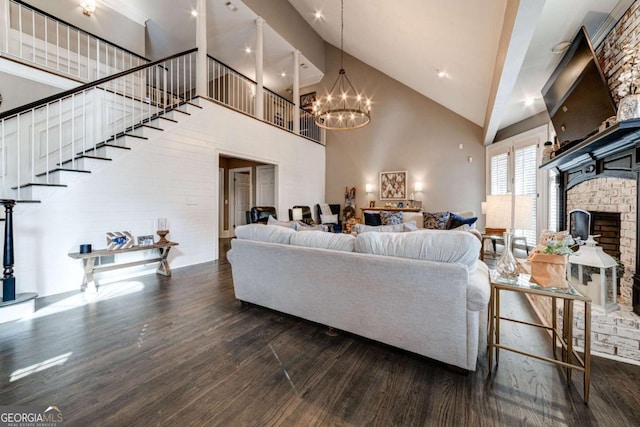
[568,235,619,313]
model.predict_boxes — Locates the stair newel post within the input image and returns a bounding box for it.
[1,199,15,301]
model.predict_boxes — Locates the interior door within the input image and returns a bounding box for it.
[233,171,251,228]
[256,165,275,206]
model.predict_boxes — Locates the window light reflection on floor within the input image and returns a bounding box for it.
[10,352,72,382]
[21,281,145,321]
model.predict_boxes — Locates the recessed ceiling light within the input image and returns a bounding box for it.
[225,1,238,12]
[281,72,286,77]
[551,41,571,54]
[524,98,535,106]
[245,47,252,54]
[314,10,323,19]
[191,9,198,17]
[437,69,447,78]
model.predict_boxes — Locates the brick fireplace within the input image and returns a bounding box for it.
[566,177,636,306]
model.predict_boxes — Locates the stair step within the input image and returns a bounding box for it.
[35,168,91,178]
[59,155,113,167]
[157,116,178,123]
[142,124,164,131]
[186,101,203,109]
[11,183,67,190]
[10,183,65,201]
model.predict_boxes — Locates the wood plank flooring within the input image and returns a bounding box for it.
[0,240,638,426]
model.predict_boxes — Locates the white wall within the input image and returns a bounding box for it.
[7,98,325,297]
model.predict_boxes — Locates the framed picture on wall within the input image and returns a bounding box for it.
[379,171,407,200]
[300,92,316,113]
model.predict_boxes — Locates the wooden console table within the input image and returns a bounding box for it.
[68,242,178,292]
[360,207,422,214]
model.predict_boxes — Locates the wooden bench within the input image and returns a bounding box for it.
[68,242,178,292]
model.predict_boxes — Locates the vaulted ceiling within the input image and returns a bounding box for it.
[100,0,628,142]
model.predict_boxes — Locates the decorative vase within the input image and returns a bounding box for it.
[496,232,519,279]
[617,94,640,122]
[529,253,569,288]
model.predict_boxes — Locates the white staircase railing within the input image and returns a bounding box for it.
[0,49,197,200]
[207,55,321,143]
[0,0,148,82]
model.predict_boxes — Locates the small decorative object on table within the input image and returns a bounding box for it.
[157,218,171,245]
[137,235,154,247]
[106,231,133,250]
[529,235,574,288]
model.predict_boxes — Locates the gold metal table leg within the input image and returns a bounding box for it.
[496,287,501,366]
[566,300,573,384]
[552,297,557,359]
[488,285,495,374]
[584,301,591,404]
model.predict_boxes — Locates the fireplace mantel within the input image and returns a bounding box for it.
[540,119,640,172]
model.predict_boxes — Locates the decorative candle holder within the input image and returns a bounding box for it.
[157,218,170,244]
[156,229,170,245]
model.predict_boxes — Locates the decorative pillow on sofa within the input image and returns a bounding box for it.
[290,230,355,252]
[234,224,296,244]
[379,211,403,225]
[363,211,382,226]
[320,214,339,224]
[353,223,405,234]
[423,211,450,229]
[295,222,328,232]
[447,212,478,229]
[403,212,424,228]
[354,229,480,272]
[267,215,297,229]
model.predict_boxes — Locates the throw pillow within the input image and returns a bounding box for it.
[353,223,406,234]
[402,220,418,231]
[234,224,296,244]
[379,211,403,225]
[423,211,450,229]
[320,214,338,224]
[447,212,478,229]
[363,211,382,226]
[295,222,328,232]
[267,215,297,229]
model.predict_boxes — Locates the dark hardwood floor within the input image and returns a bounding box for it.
[1,240,638,426]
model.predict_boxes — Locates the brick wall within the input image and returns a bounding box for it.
[567,177,636,305]
[597,0,640,103]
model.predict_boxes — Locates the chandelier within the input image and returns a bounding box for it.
[314,0,371,130]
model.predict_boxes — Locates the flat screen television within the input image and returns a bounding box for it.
[542,26,617,147]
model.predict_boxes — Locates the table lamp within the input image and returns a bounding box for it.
[486,194,533,279]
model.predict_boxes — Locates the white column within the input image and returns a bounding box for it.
[293,49,300,134]
[1,0,10,53]
[196,0,208,97]
[255,17,265,121]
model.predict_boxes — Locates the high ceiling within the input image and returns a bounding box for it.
[101,0,628,141]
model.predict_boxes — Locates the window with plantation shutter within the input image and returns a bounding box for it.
[490,153,509,195]
[514,144,537,244]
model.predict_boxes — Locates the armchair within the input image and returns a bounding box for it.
[246,206,277,224]
[316,204,342,233]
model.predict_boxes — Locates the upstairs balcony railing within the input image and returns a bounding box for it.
[0,48,322,199]
[207,55,321,143]
[0,0,148,82]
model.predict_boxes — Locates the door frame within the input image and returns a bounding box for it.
[229,167,252,230]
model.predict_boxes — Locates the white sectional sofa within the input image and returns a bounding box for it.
[227,224,490,371]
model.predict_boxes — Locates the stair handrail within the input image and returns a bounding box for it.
[0,48,198,121]
[7,0,149,62]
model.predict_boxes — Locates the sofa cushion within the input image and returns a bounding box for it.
[267,215,297,229]
[379,211,403,225]
[363,211,382,226]
[447,212,478,229]
[234,224,296,244]
[423,211,450,229]
[354,229,481,271]
[290,230,355,252]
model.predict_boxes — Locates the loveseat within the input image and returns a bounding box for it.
[227,224,491,371]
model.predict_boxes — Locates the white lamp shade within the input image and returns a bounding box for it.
[414,182,423,192]
[292,208,303,221]
[365,183,373,193]
[485,194,533,230]
[481,201,487,215]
